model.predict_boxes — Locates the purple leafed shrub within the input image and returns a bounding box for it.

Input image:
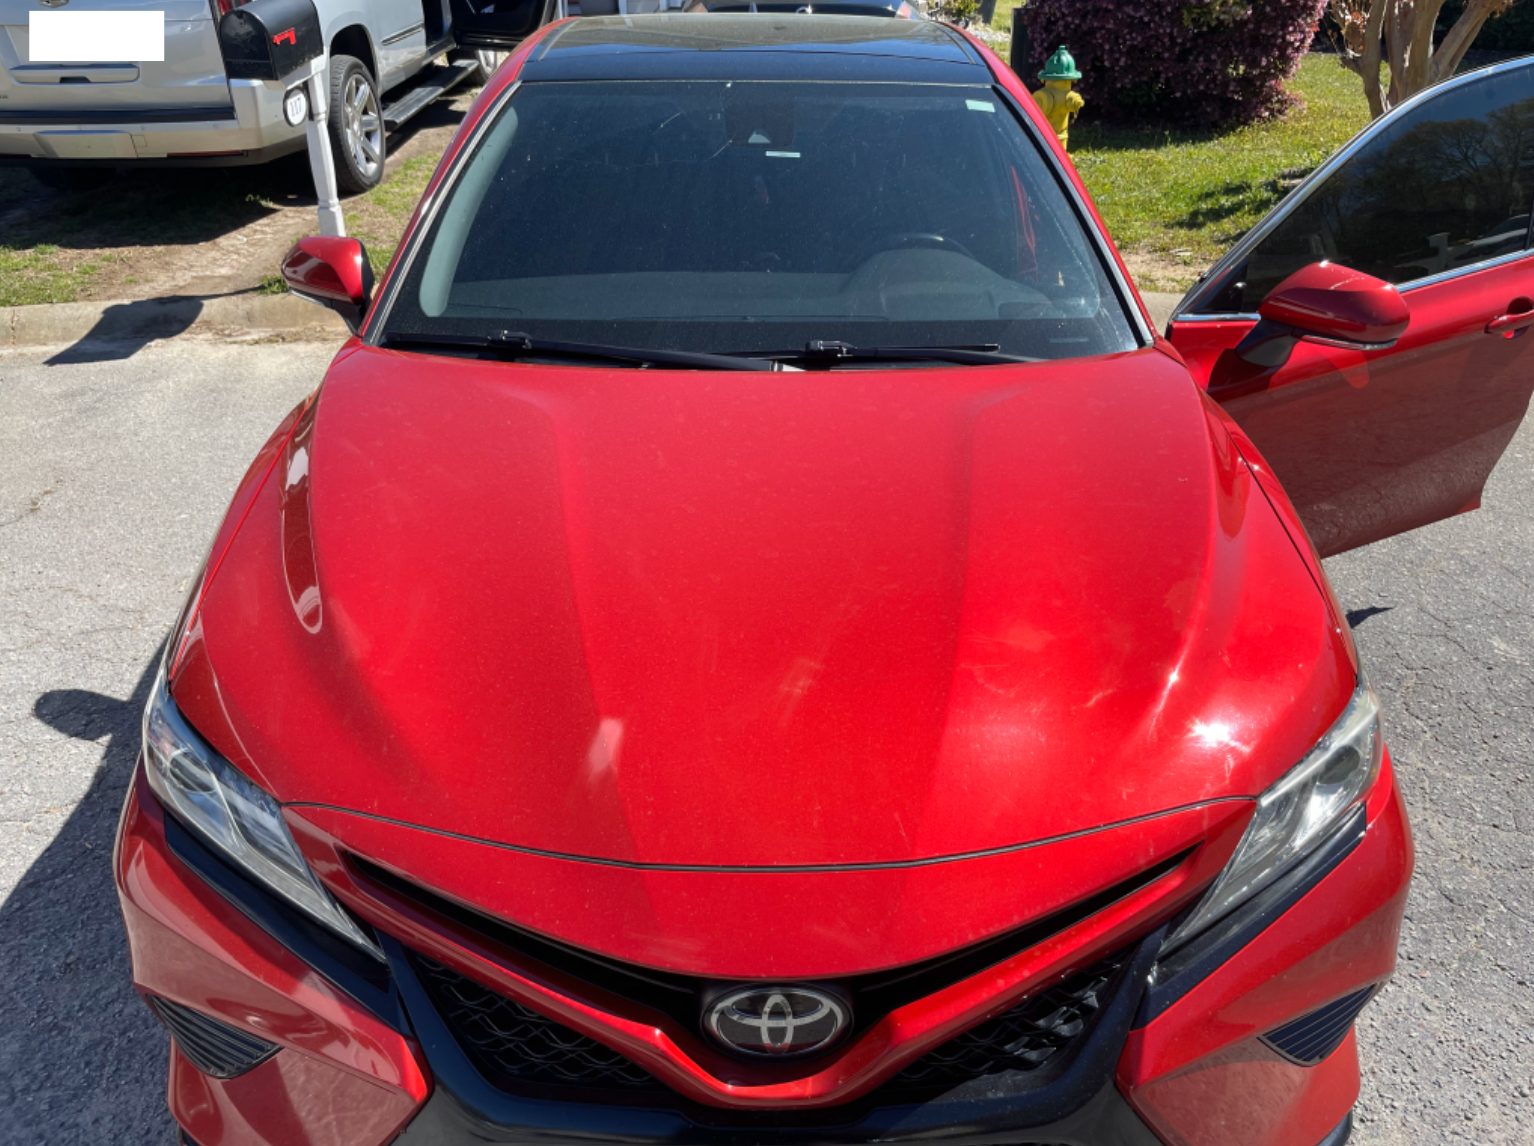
[1023,0,1327,127]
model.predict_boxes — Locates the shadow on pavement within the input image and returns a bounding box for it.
[0,155,310,259]
[44,298,206,365]
[0,653,177,1144]
[1345,605,1394,629]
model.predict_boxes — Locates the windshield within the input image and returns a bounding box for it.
[380,80,1138,361]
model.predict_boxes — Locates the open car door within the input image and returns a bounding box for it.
[1168,56,1534,557]
[448,0,563,51]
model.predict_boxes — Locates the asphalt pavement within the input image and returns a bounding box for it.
[0,339,334,1144]
[0,337,1530,1145]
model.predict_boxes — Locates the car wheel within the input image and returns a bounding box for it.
[30,166,115,194]
[327,54,385,194]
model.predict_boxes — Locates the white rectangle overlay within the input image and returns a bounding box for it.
[29,11,165,63]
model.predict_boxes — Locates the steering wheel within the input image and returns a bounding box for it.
[842,231,979,273]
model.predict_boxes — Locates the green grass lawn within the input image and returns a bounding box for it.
[1065,55,1373,290]
[0,160,303,308]
[0,241,105,308]
[347,153,438,277]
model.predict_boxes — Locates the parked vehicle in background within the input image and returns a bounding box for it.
[0,0,564,192]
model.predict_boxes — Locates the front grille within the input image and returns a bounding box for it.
[1261,986,1377,1065]
[148,996,280,1079]
[883,948,1131,1091]
[352,849,1187,1042]
[416,955,664,1092]
[416,941,1135,1103]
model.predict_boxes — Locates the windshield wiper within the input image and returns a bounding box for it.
[737,341,1041,367]
[384,331,784,372]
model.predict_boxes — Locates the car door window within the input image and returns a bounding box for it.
[1194,61,1534,314]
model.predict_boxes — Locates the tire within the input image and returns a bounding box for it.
[327,54,385,194]
[30,165,115,194]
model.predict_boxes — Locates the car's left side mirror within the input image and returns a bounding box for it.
[1235,261,1410,368]
[281,236,374,335]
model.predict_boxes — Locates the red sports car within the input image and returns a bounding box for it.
[115,16,1534,1146]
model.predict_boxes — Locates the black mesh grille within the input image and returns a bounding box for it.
[884,948,1130,1090]
[415,955,664,1091]
[1261,986,1376,1065]
[148,996,280,1079]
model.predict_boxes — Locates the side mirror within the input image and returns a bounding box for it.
[281,236,374,335]
[1235,262,1409,368]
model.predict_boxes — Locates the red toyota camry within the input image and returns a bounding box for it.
[115,15,1534,1146]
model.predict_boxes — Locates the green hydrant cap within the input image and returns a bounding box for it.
[1039,44,1081,81]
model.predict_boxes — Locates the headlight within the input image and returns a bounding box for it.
[1166,680,1383,952]
[143,667,383,960]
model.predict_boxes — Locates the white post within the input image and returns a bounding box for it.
[301,54,346,237]
[267,54,345,236]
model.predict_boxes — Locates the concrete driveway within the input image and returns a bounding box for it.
[0,337,1529,1144]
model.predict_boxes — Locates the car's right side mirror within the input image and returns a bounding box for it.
[1235,261,1410,368]
[281,236,374,335]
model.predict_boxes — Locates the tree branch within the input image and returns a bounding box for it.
[1432,0,1509,84]
[1361,0,1389,117]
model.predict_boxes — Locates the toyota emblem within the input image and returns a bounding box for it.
[705,985,849,1058]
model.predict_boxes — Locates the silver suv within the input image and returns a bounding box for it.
[0,0,560,191]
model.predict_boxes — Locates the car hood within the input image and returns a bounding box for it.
[174,344,1353,868]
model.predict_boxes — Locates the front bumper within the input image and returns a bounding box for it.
[116,752,1412,1146]
[0,80,303,165]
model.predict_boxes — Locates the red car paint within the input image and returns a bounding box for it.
[1255,263,1410,347]
[169,344,1351,871]
[115,16,1534,1146]
[281,236,371,308]
[1168,243,1534,562]
[281,237,373,333]
[1120,760,1412,1146]
[116,768,429,1145]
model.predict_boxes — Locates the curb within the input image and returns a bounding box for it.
[0,292,346,350]
[0,290,1183,352]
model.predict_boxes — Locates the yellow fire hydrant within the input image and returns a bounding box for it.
[1032,45,1084,151]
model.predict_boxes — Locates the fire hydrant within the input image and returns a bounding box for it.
[1032,45,1084,151]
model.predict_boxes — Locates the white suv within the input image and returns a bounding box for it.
[0,0,560,191]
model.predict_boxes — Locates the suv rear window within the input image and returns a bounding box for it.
[382,80,1138,361]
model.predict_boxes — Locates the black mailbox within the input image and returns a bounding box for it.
[218,0,324,81]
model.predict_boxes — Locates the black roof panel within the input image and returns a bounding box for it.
[522,14,992,82]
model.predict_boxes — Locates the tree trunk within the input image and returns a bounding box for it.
[1404,0,1448,94]
[1329,0,1518,119]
